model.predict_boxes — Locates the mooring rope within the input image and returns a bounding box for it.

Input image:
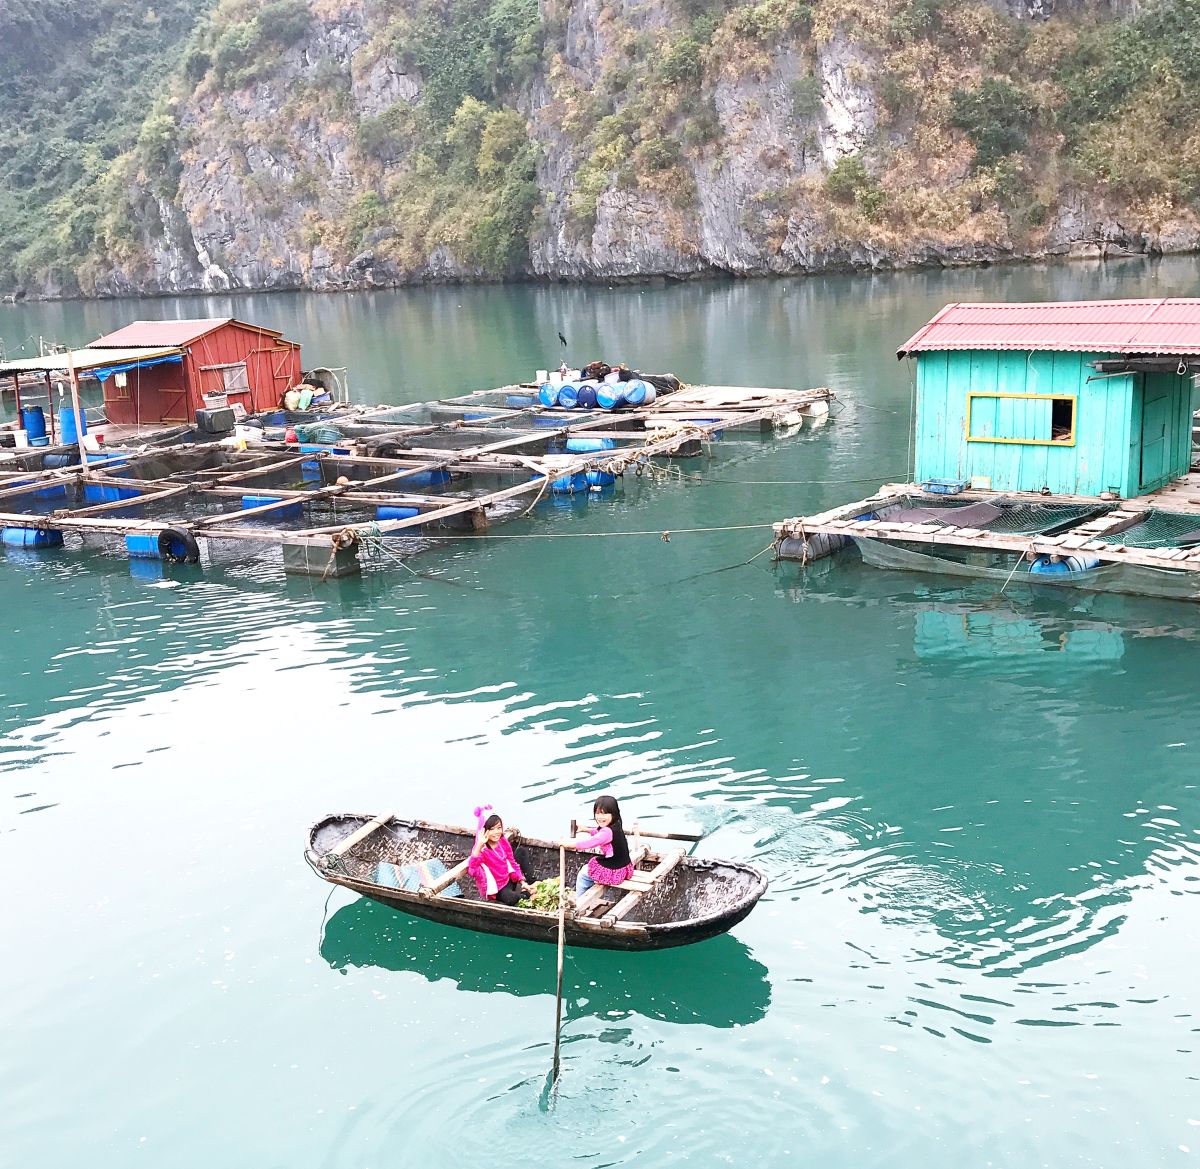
[366,522,778,540]
[999,541,1037,595]
[688,472,906,487]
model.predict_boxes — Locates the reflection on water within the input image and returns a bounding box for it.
[320,898,771,1028]
[914,604,1126,663]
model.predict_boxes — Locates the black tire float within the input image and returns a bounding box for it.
[157,527,200,564]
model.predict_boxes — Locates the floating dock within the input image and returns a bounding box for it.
[775,297,1200,603]
[0,380,833,577]
[773,474,1200,602]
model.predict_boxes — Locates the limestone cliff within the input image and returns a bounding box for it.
[6,0,1199,297]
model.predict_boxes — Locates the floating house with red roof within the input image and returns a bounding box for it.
[88,318,303,426]
[896,298,1200,498]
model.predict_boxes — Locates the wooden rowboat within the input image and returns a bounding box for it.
[305,812,768,951]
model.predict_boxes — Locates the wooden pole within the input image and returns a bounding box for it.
[571,820,703,843]
[45,373,55,444]
[551,823,572,1084]
[64,349,89,471]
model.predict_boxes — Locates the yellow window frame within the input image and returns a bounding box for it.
[965,391,1077,447]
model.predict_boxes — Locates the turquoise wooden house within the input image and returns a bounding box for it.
[897,299,1200,498]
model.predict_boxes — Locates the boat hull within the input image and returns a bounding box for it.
[305,813,767,952]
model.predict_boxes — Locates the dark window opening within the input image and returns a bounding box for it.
[1051,397,1074,441]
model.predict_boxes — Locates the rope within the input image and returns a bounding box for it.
[519,473,551,516]
[319,526,360,583]
[689,472,905,487]
[351,520,425,576]
[361,522,777,540]
[1000,541,1037,595]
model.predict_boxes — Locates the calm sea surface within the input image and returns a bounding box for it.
[2,260,1198,1169]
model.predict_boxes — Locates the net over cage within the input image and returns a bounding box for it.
[890,497,1110,536]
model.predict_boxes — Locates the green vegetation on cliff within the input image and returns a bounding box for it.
[0,0,215,290]
[342,0,543,273]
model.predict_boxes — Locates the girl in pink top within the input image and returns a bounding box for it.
[561,795,635,895]
[468,806,533,906]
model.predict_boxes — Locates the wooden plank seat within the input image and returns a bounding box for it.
[331,810,395,857]
[601,850,686,925]
[572,847,651,917]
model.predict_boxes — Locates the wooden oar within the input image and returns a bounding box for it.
[572,817,704,844]
[634,826,704,843]
[551,822,570,1083]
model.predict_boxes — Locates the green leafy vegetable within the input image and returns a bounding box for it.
[517,877,563,911]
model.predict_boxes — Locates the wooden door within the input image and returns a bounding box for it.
[1138,377,1172,491]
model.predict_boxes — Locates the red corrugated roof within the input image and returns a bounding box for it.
[897,298,1200,357]
[91,318,284,348]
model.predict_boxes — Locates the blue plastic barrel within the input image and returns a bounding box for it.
[83,483,140,505]
[576,385,598,410]
[566,437,615,453]
[534,470,588,494]
[506,394,534,409]
[2,527,63,548]
[587,469,616,488]
[557,384,580,409]
[376,506,419,521]
[59,406,87,446]
[406,468,451,488]
[125,533,160,559]
[553,471,589,494]
[1028,555,1100,576]
[538,383,559,407]
[241,494,303,520]
[596,384,625,411]
[623,380,654,407]
[20,405,46,441]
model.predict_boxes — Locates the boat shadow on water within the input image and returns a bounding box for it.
[319,898,772,1028]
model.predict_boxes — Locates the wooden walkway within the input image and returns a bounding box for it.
[773,473,1200,577]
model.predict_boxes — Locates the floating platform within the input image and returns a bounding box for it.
[0,379,834,578]
[773,473,1200,603]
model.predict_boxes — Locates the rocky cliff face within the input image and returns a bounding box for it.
[61,0,1200,297]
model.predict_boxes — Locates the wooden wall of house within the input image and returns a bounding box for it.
[183,323,302,415]
[100,363,191,426]
[913,350,1139,496]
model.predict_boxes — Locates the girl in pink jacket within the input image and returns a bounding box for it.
[561,795,635,895]
[468,806,533,905]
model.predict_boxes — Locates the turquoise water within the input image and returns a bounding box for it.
[2,260,1198,1168]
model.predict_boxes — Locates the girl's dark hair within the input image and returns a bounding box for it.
[483,814,503,832]
[593,795,622,829]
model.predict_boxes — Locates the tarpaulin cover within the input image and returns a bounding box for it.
[89,353,183,383]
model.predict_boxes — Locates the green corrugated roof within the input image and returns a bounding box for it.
[0,345,182,377]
